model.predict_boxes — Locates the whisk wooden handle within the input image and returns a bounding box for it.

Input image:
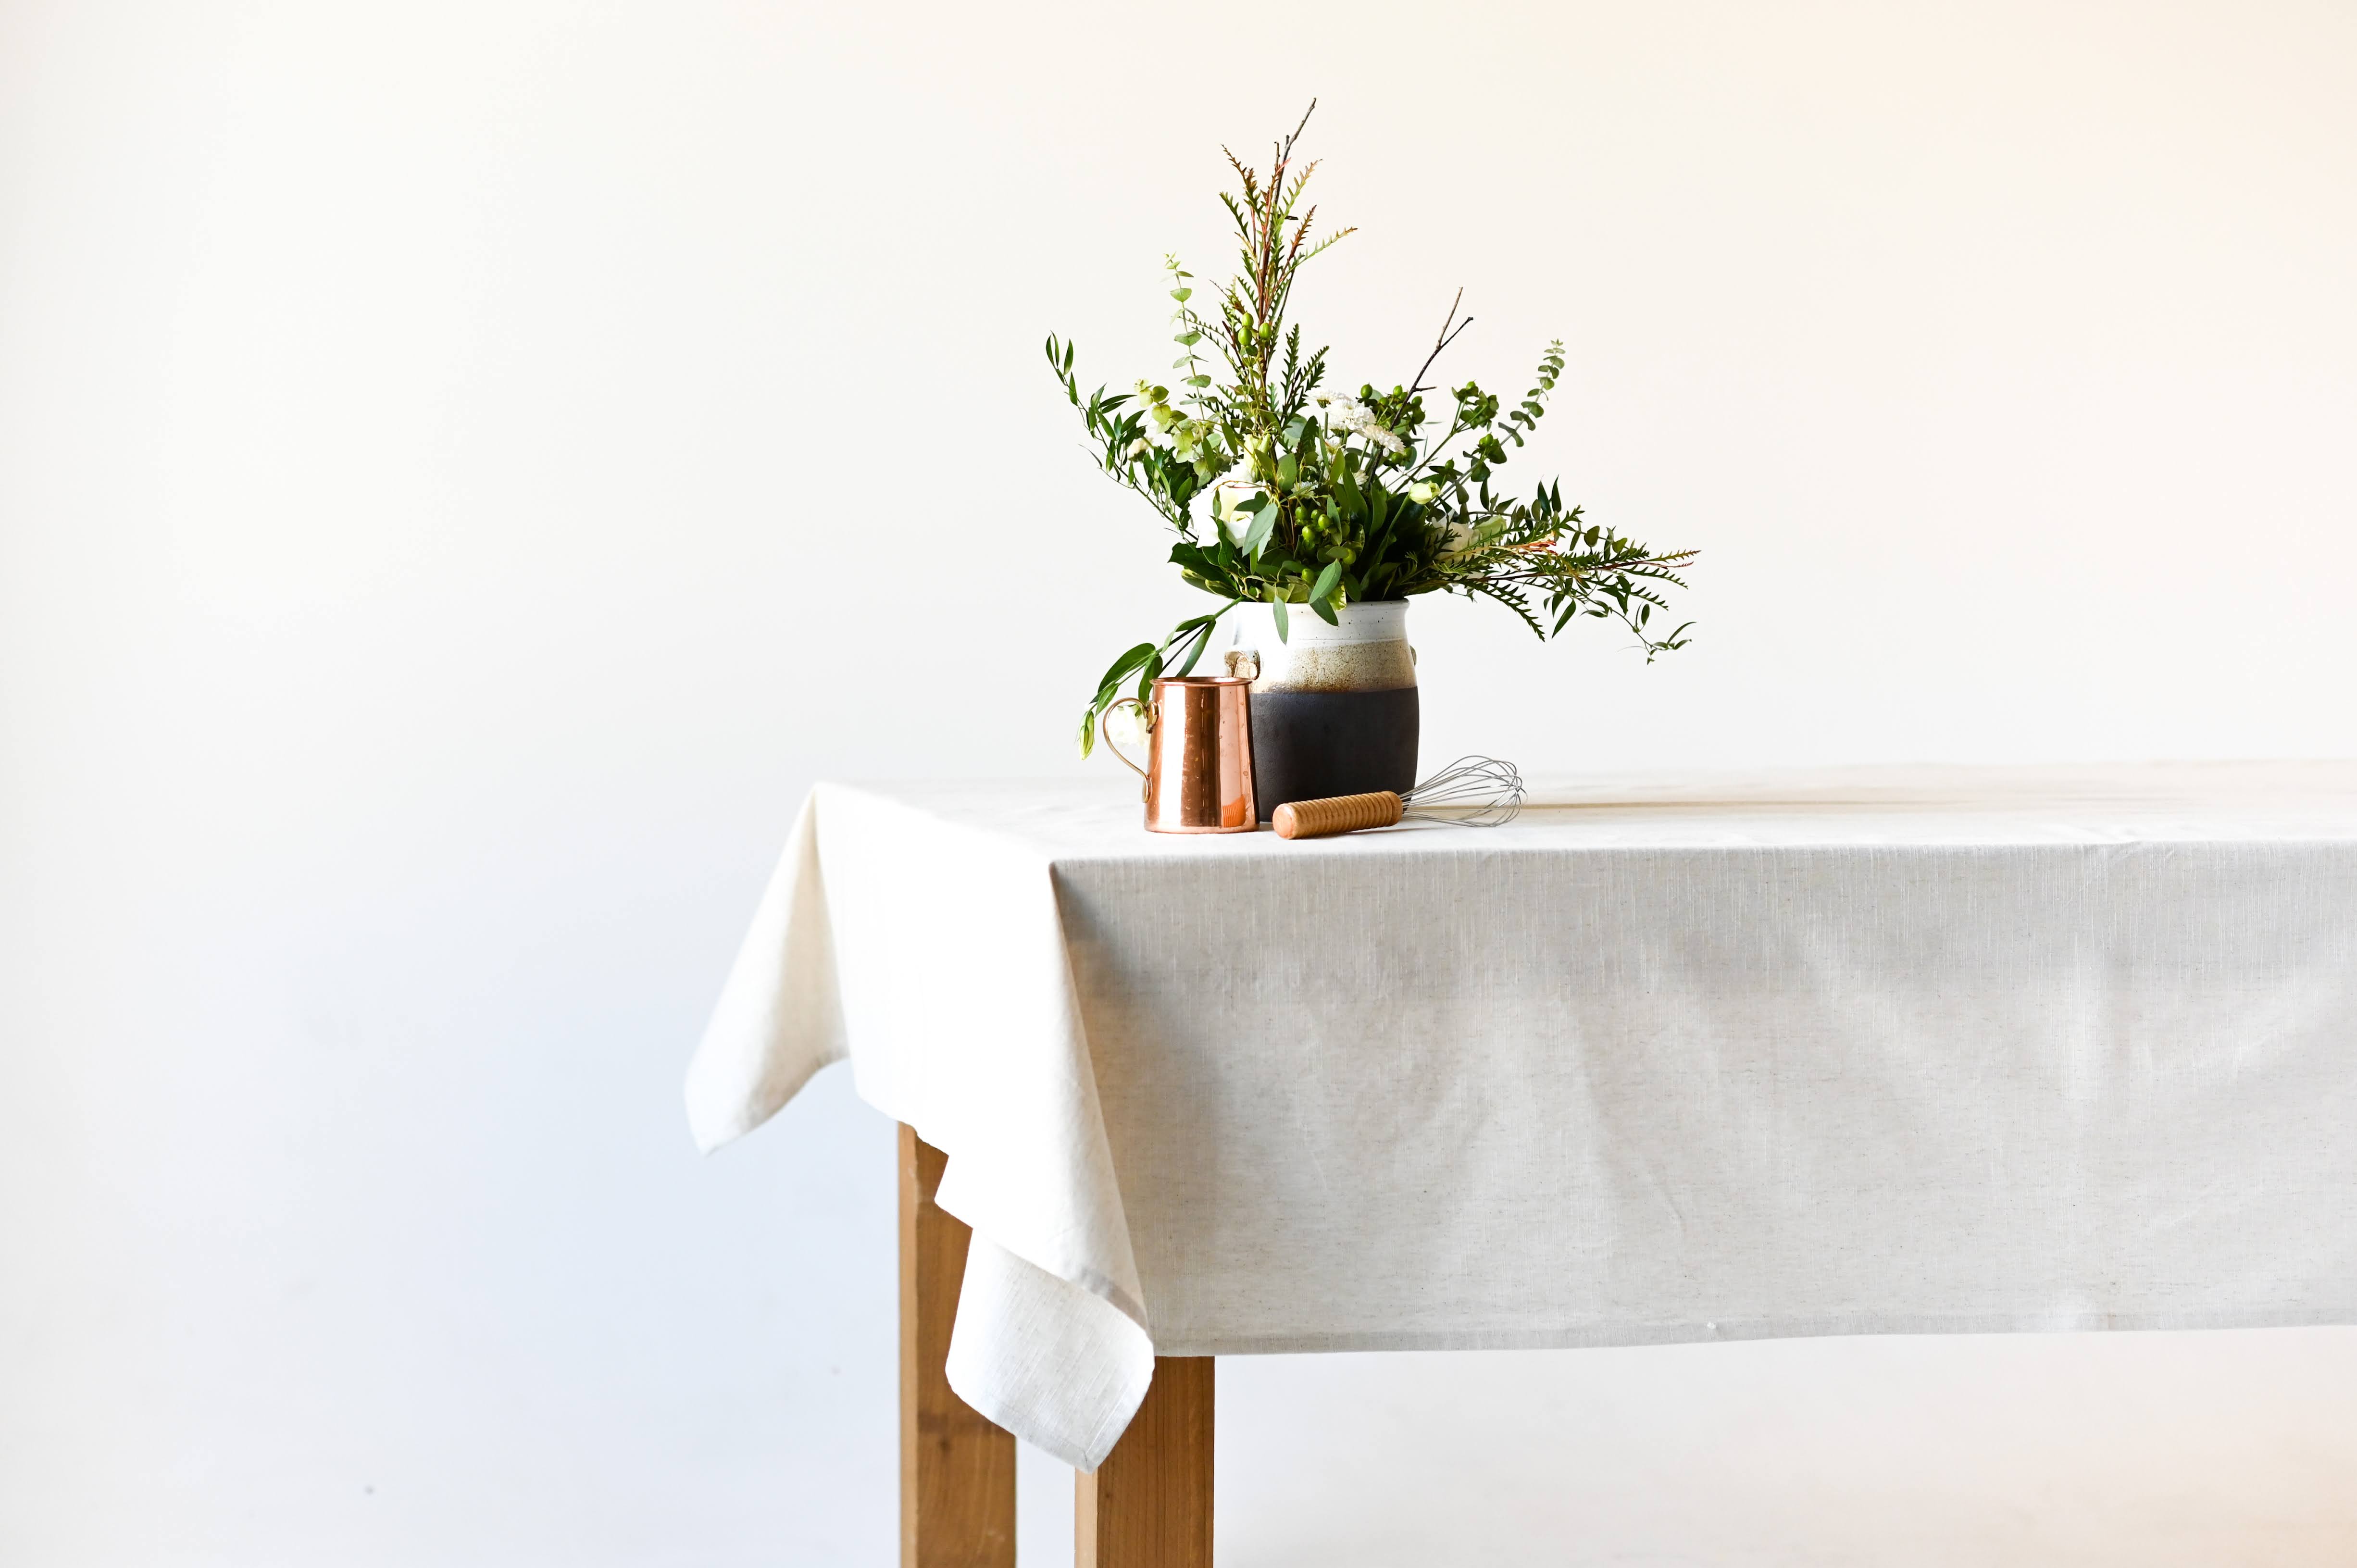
[1272,791,1405,840]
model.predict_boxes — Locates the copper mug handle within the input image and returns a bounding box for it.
[1102,697,1152,798]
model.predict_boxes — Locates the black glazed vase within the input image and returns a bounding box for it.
[1227,600,1418,823]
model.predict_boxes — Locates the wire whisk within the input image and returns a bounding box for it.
[1272,756,1525,840]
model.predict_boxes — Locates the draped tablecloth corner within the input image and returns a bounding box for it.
[685,782,1158,1468]
[685,791,845,1154]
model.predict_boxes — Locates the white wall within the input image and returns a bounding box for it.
[4,2,2355,1563]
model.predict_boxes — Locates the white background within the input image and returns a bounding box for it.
[5,1,2356,1562]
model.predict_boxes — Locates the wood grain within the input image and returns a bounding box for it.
[900,1124,1017,1568]
[1074,1356,1214,1568]
[1272,790,1406,839]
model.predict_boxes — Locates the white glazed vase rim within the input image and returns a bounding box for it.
[1227,598,1415,694]
[1229,597,1409,648]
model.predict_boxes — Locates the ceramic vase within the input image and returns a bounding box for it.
[1226,600,1418,823]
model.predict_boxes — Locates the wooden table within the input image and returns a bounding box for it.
[684,773,2357,1565]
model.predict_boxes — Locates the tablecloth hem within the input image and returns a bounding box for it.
[1154,1305,2357,1357]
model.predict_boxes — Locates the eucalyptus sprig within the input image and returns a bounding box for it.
[1051,103,1696,756]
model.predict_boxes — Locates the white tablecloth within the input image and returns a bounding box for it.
[686,763,2357,1469]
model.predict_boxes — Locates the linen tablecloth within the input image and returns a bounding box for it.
[686,763,2357,1469]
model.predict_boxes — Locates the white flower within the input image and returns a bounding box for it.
[1323,396,1407,456]
[1407,481,1436,504]
[1105,703,1150,749]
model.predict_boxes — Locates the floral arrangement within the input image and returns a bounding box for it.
[1049,105,1696,754]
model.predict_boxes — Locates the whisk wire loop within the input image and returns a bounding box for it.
[1398,756,1524,829]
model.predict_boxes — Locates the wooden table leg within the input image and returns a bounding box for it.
[901,1124,1016,1568]
[1074,1356,1213,1568]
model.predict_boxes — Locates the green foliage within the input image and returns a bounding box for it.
[1051,103,1696,752]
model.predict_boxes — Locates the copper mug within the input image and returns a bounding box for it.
[1103,676,1259,834]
